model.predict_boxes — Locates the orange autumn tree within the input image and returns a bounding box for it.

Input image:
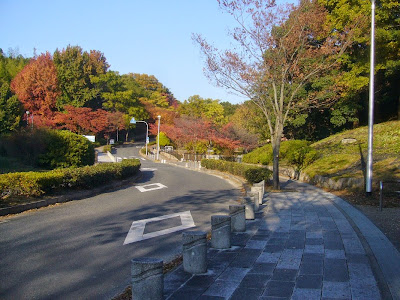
[194,0,363,189]
[11,52,60,127]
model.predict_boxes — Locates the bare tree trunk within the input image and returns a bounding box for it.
[272,137,281,190]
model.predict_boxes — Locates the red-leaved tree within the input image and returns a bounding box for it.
[11,52,60,127]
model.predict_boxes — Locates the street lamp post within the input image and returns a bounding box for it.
[130,118,149,156]
[156,115,161,161]
[366,0,375,195]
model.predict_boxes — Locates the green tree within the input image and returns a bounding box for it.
[53,45,109,109]
[0,82,22,133]
[179,95,226,125]
[320,0,400,123]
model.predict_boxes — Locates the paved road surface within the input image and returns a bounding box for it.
[0,144,240,299]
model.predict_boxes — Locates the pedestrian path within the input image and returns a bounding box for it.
[163,179,400,300]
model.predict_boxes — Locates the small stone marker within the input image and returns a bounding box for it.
[131,257,163,300]
[229,205,246,232]
[243,197,255,220]
[182,231,207,274]
[211,215,231,249]
[251,186,263,205]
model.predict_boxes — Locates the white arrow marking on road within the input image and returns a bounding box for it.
[123,211,195,245]
[135,183,167,192]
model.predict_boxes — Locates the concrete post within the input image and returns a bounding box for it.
[182,231,207,274]
[131,257,163,300]
[242,197,255,220]
[229,205,246,232]
[248,193,259,211]
[254,180,265,196]
[251,186,263,205]
[211,215,231,249]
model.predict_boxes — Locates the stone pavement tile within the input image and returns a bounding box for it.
[185,274,216,288]
[262,280,295,298]
[198,296,225,300]
[256,252,281,264]
[296,274,323,289]
[251,234,271,241]
[230,287,264,300]
[302,252,324,262]
[263,244,285,253]
[271,232,290,239]
[209,251,239,263]
[324,241,345,250]
[218,267,249,282]
[348,263,380,300]
[322,281,351,299]
[271,268,298,281]
[202,279,239,298]
[255,229,272,236]
[168,285,207,300]
[268,238,288,245]
[207,260,231,278]
[304,244,325,254]
[285,239,305,249]
[325,249,346,259]
[299,260,323,275]
[291,288,321,300]
[231,232,252,246]
[245,239,268,249]
[249,263,276,275]
[306,231,323,239]
[229,248,262,268]
[238,273,271,289]
[306,238,324,245]
[345,254,369,264]
[276,249,303,269]
[323,258,349,282]
[342,238,365,255]
[164,266,192,297]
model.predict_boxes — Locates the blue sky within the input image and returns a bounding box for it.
[1,0,295,104]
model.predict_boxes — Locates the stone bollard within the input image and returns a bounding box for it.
[248,193,259,211]
[254,180,265,196]
[211,215,231,249]
[229,205,246,232]
[251,186,263,205]
[242,197,255,220]
[183,231,207,274]
[131,257,163,300]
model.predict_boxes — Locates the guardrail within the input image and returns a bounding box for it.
[379,180,400,211]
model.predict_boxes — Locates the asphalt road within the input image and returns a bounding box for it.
[0,145,240,299]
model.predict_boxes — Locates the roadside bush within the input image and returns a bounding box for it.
[38,130,95,168]
[242,140,319,170]
[157,132,171,147]
[0,129,95,169]
[244,168,272,184]
[201,159,272,183]
[102,145,112,153]
[0,159,141,199]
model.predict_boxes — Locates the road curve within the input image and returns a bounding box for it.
[0,145,240,299]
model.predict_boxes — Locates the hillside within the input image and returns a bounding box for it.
[304,120,400,181]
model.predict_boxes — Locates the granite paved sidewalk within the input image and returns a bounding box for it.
[163,179,400,300]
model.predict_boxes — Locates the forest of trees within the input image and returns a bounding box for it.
[0,0,398,157]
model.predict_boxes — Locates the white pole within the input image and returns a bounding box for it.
[145,121,148,156]
[156,115,161,160]
[366,0,375,195]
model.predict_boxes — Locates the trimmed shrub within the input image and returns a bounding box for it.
[201,159,272,183]
[0,159,141,199]
[38,130,95,168]
[0,129,95,169]
[244,168,272,184]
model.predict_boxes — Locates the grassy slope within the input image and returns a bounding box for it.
[304,120,400,181]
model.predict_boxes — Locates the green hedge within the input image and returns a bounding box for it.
[0,159,141,199]
[242,140,319,171]
[201,159,272,184]
[0,129,95,169]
